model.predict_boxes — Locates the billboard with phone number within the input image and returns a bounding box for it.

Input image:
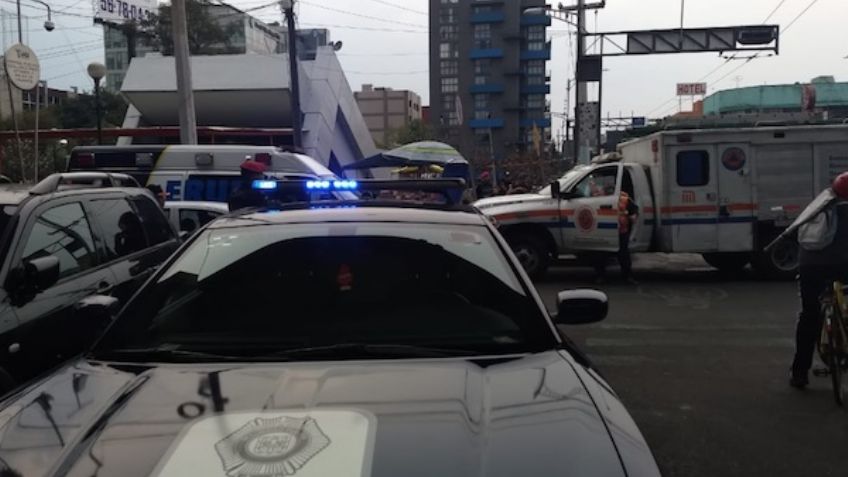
[95,0,156,24]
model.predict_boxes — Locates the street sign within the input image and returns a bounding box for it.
[631,116,647,128]
[677,83,707,96]
[94,0,157,24]
[4,44,39,90]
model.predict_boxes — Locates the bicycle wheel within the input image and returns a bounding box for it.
[826,304,846,406]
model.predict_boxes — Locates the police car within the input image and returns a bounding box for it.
[0,180,660,477]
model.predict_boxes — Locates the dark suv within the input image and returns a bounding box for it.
[0,172,179,392]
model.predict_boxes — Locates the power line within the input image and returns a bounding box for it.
[711,57,756,87]
[59,28,89,87]
[298,22,427,33]
[298,0,427,30]
[0,0,92,19]
[56,0,90,13]
[365,0,427,16]
[783,0,821,32]
[762,0,788,23]
[339,52,426,57]
[709,0,821,89]
[644,0,819,116]
[40,44,101,60]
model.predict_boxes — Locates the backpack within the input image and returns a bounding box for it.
[798,206,838,251]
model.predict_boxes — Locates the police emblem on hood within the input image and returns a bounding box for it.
[215,416,331,477]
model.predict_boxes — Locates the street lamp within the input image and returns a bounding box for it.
[522,6,577,27]
[15,0,54,43]
[87,62,106,145]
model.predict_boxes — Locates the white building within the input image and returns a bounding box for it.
[119,47,378,171]
[103,2,282,91]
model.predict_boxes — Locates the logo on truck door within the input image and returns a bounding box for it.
[576,206,596,232]
[721,147,746,171]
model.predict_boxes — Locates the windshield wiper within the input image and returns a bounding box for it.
[92,347,245,362]
[94,343,487,363]
[260,343,481,359]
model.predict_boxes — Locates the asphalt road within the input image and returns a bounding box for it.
[534,254,848,477]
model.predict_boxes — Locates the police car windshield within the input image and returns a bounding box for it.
[95,222,554,357]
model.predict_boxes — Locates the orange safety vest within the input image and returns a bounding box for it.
[618,191,633,234]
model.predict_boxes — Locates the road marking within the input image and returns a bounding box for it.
[586,337,793,348]
[595,324,787,332]
[637,285,729,310]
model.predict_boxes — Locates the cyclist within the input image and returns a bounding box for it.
[791,172,848,388]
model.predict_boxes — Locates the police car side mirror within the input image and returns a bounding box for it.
[555,290,608,325]
[550,181,561,199]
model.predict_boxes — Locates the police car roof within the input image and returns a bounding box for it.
[213,205,489,228]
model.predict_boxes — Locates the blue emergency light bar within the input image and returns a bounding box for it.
[252,179,359,191]
[252,180,278,190]
[250,178,467,206]
[307,180,359,190]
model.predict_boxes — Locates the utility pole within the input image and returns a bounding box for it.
[573,0,587,163]
[171,0,198,144]
[283,1,302,149]
[15,0,21,43]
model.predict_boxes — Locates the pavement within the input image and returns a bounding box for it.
[534,254,848,477]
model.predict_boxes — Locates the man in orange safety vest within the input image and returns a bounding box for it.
[595,190,640,284]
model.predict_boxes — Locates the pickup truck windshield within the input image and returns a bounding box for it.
[537,168,587,196]
[94,222,555,358]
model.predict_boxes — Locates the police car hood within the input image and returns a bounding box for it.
[0,351,658,477]
[474,193,548,210]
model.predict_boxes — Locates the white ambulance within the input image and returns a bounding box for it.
[475,124,848,279]
[66,145,344,203]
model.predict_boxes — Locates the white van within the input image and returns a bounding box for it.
[67,145,343,202]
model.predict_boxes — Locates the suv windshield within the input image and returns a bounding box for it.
[94,221,555,358]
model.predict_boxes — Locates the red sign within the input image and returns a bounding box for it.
[801,84,817,112]
[676,83,707,96]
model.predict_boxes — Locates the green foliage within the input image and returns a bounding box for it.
[139,0,242,55]
[2,139,71,183]
[54,89,128,129]
[384,120,435,148]
[0,90,127,182]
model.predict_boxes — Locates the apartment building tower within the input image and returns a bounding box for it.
[429,0,551,162]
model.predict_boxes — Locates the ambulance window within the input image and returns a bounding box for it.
[677,151,710,187]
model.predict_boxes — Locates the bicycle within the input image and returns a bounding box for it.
[812,280,848,405]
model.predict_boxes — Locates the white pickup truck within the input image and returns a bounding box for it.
[475,124,848,279]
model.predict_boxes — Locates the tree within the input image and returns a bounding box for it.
[384,119,434,148]
[139,0,242,55]
[54,89,129,130]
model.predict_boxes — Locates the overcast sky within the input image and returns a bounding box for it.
[14,0,848,135]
